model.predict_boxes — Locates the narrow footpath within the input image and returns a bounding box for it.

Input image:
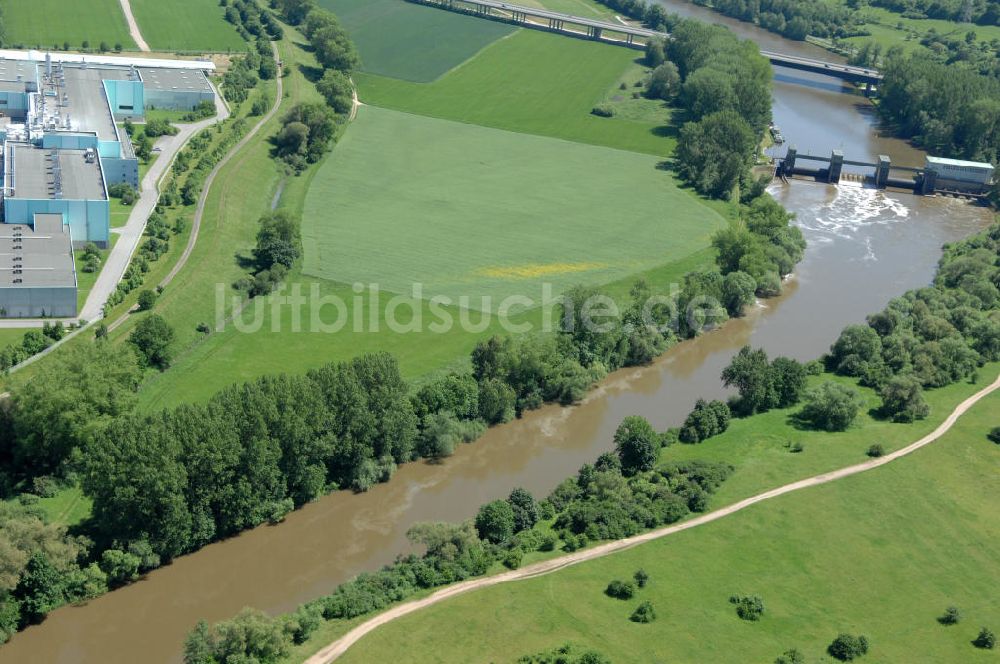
[305,371,1000,663]
[119,0,150,52]
[157,42,283,292]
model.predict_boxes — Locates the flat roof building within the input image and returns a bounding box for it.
[0,49,217,318]
[0,213,77,318]
[924,156,995,194]
[7,144,108,201]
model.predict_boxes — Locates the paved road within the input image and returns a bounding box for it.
[84,88,231,323]
[0,86,229,332]
[119,0,151,52]
[304,371,1000,663]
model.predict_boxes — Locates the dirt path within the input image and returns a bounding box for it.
[305,371,1000,663]
[158,42,283,291]
[119,0,150,52]
[104,44,280,336]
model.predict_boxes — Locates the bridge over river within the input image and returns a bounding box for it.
[411,0,883,85]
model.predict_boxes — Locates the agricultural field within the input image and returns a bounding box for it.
[323,0,516,82]
[0,0,135,50]
[356,29,671,155]
[129,13,711,409]
[332,375,1000,664]
[302,105,721,308]
[130,0,247,52]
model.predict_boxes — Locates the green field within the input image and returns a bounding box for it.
[301,105,721,308]
[331,376,1000,663]
[130,0,246,52]
[323,0,516,82]
[357,29,672,155]
[836,5,1000,53]
[0,328,31,348]
[0,0,135,49]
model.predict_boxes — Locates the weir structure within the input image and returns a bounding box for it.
[779,147,992,197]
[411,0,883,87]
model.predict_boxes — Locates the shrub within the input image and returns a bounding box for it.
[605,580,635,600]
[633,569,649,588]
[136,289,157,311]
[774,649,805,664]
[828,633,870,661]
[974,627,997,649]
[591,104,615,118]
[630,600,656,623]
[730,594,765,621]
[31,475,59,498]
[502,549,523,570]
[879,375,930,422]
[108,183,138,205]
[938,606,961,625]
[988,426,1000,444]
[799,382,863,431]
[789,441,804,453]
[866,443,885,458]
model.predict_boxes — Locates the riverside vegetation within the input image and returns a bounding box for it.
[180,209,1000,662]
[0,2,802,642]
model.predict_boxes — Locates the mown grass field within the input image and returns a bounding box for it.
[356,29,672,155]
[322,0,516,82]
[329,371,1000,664]
[301,104,721,308]
[0,328,30,348]
[130,0,247,52]
[0,0,134,49]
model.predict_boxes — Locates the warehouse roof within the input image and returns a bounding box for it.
[0,215,76,289]
[0,59,37,84]
[9,145,107,201]
[139,67,213,93]
[61,65,132,141]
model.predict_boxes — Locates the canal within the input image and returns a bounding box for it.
[1,4,993,663]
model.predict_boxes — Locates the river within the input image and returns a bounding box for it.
[2,4,993,663]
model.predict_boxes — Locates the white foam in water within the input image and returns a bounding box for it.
[770,183,911,249]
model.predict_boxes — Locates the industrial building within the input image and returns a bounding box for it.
[0,213,76,318]
[0,50,216,318]
[923,157,995,195]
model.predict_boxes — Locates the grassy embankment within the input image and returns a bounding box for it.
[130,0,247,52]
[284,365,1000,663]
[135,14,722,409]
[0,0,135,49]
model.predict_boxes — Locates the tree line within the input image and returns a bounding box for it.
[0,185,788,638]
[271,0,360,173]
[183,419,733,663]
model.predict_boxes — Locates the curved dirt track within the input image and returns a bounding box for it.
[305,371,1000,663]
[119,0,150,52]
[159,41,283,290]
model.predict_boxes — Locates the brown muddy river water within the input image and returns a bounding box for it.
[2,5,994,663]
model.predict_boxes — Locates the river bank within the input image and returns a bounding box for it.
[0,3,994,663]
